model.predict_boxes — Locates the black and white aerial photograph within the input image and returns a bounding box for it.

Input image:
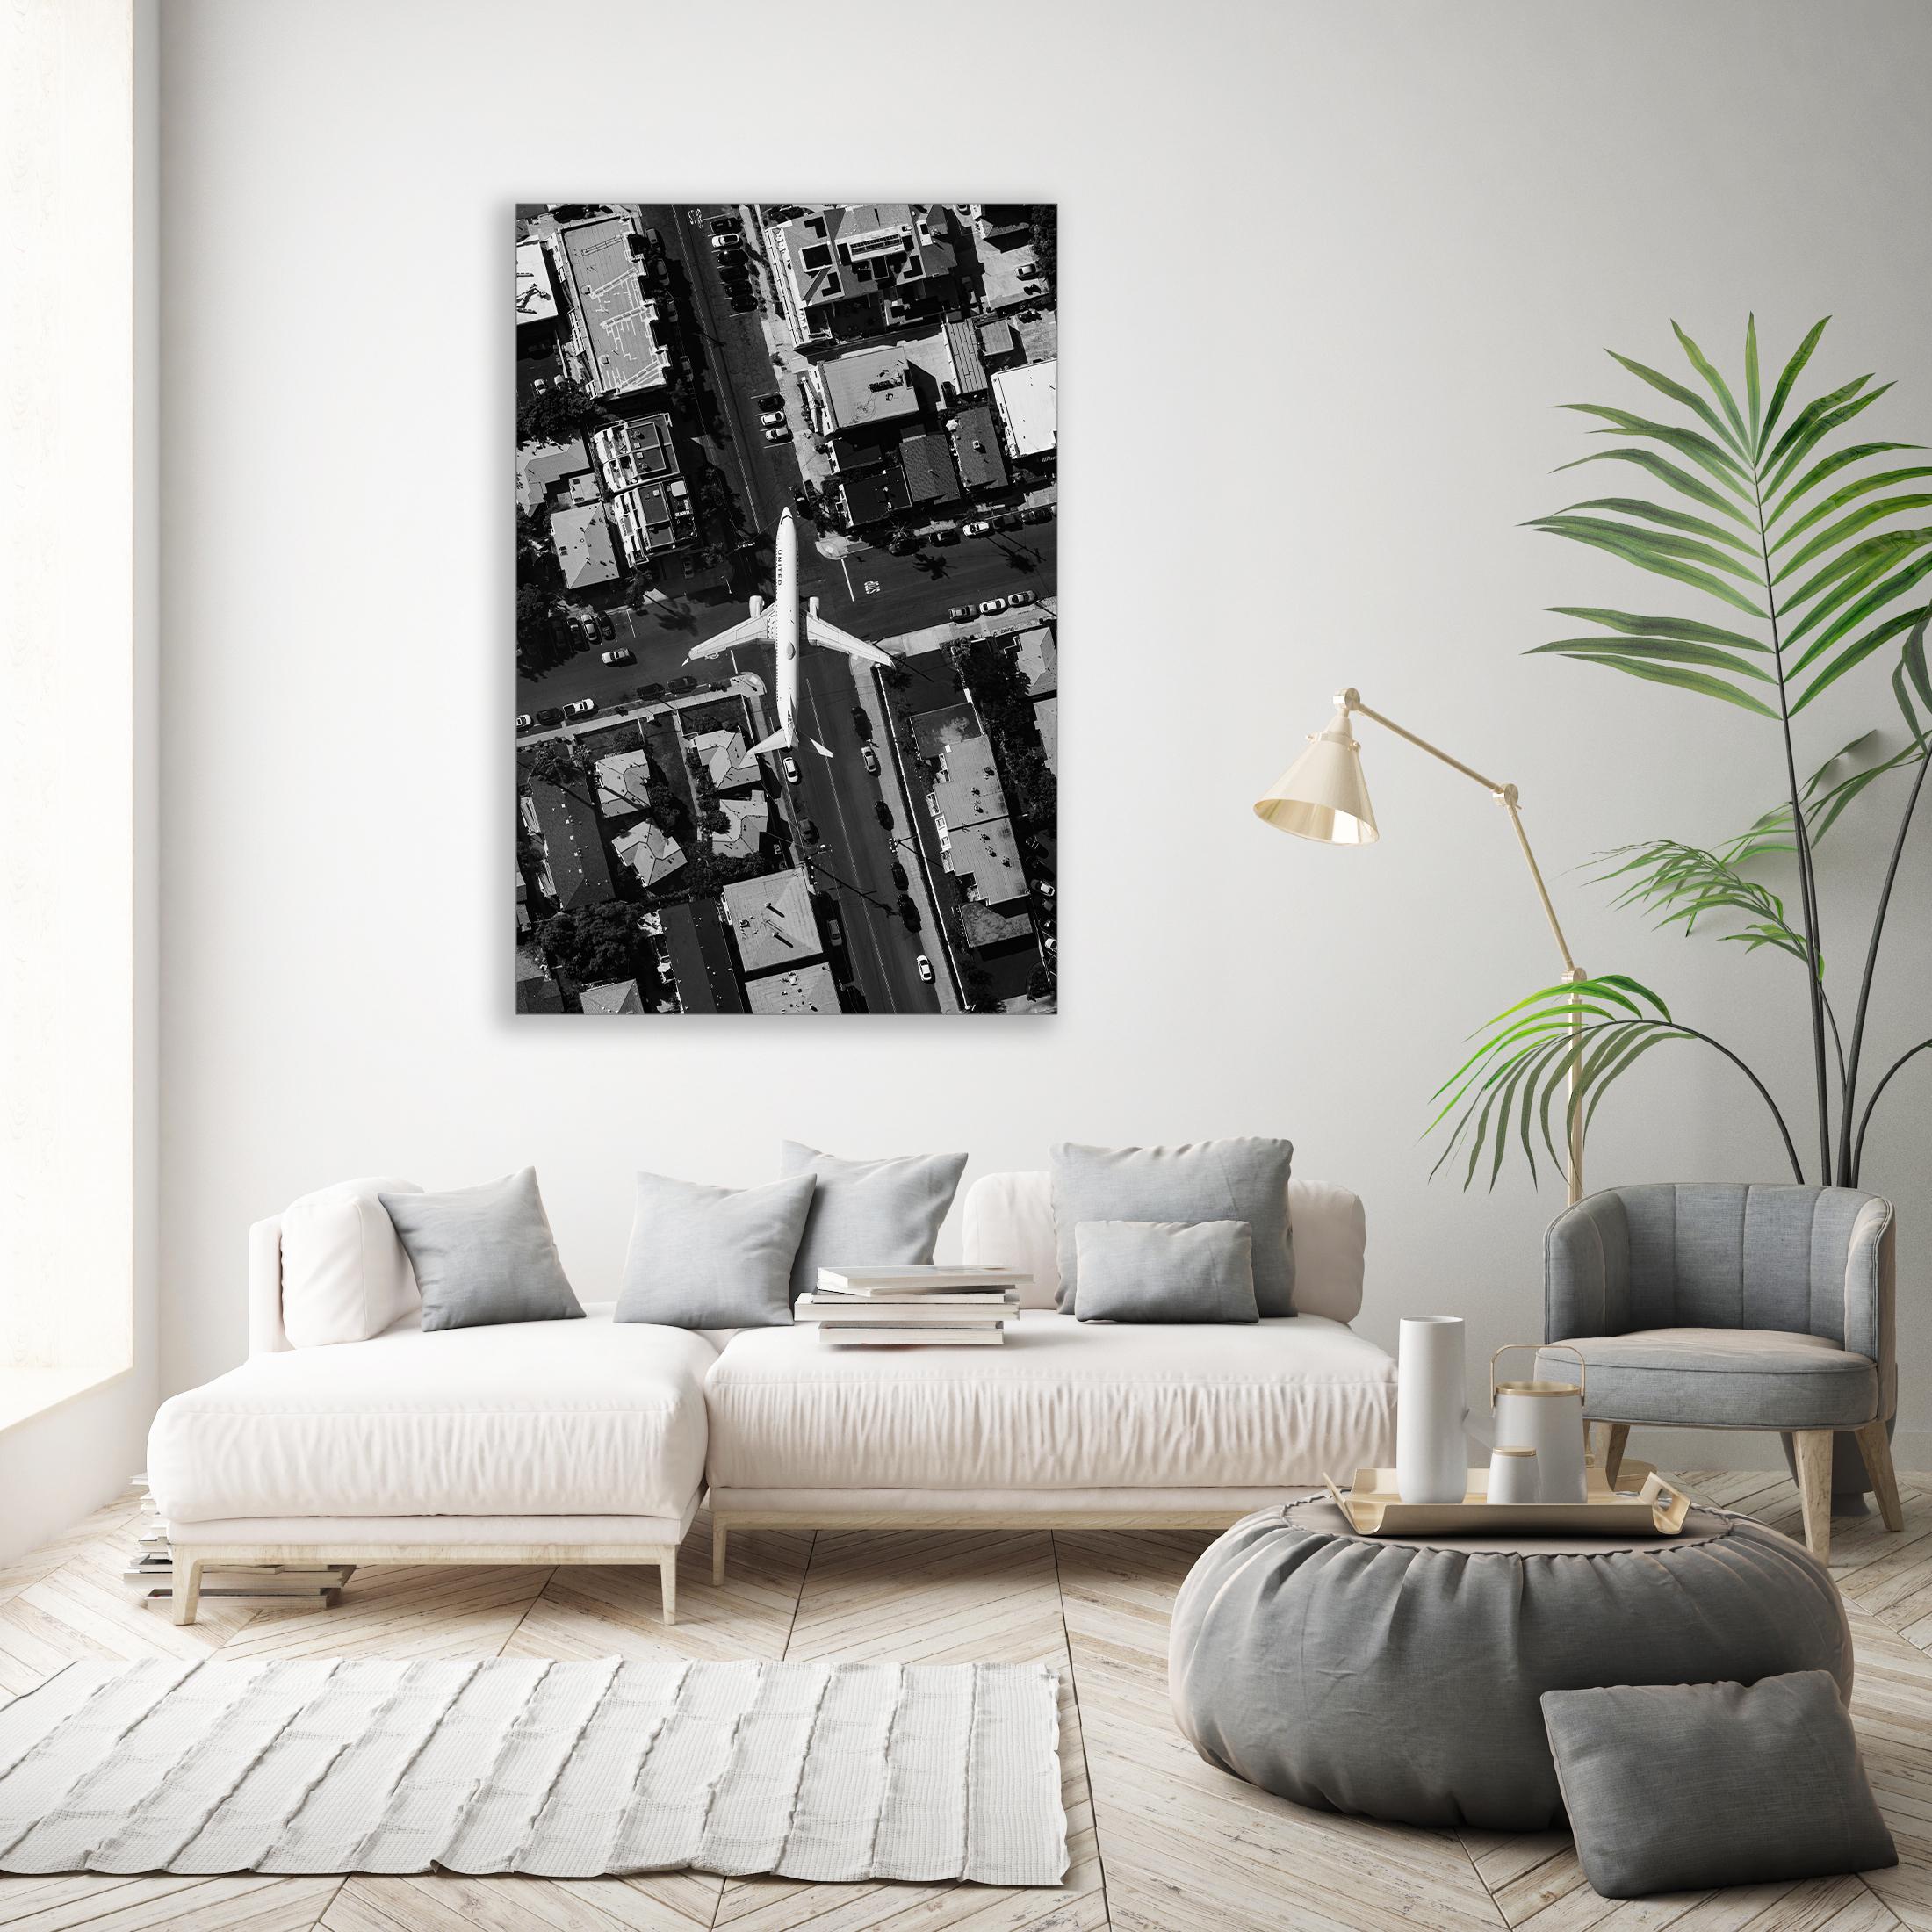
[514,203,1059,1016]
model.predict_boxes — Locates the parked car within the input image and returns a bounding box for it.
[515,712,534,731]
[961,519,993,537]
[1042,934,1058,955]
[977,597,1006,616]
[753,392,784,412]
[782,753,800,784]
[890,861,909,890]
[758,409,786,428]
[1020,505,1054,525]
[861,745,880,776]
[948,604,975,623]
[565,698,595,717]
[728,293,758,315]
[708,232,736,250]
[715,248,746,268]
[874,801,892,830]
[637,681,666,701]
[916,955,934,984]
[851,705,872,738]
[576,614,599,640]
[928,525,960,546]
[1006,588,1036,608]
[763,424,792,443]
[668,674,697,695]
[885,536,917,556]
[992,512,1022,532]
[1036,880,1056,899]
[595,611,616,639]
[600,647,633,667]
[710,214,741,234]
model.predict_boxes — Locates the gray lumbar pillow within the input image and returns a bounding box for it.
[1050,1139,1294,1315]
[779,1141,968,1304]
[1072,1220,1258,1323]
[1541,1671,1895,1899]
[617,1171,815,1329]
[378,1168,583,1332]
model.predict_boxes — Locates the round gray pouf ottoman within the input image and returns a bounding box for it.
[1169,1496,1850,1830]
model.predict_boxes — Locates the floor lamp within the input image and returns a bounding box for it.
[1254,688,1590,1207]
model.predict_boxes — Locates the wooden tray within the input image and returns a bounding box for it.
[1322,1460,1693,1538]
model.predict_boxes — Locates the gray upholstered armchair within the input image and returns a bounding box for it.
[1540,1181,1900,1563]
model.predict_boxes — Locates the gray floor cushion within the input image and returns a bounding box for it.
[1543,1671,1895,1897]
[1170,1496,1852,1830]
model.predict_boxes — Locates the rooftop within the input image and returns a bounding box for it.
[818,347,923,432]
[558,214,667,395]
[688,727,759,792]
[721,867,823,976]
[839,465,905,529]
[945,317,987,396]
[591,415,678,490]
[930,730,1010,834]
[745,961,841,1015]
[993,359,1057,458]
[1012,624,1057,696]
[593,747,655,817]
[613,818,685,888]
[551,503,621,588]
[661,900,746,1014]
[769,203,957,329]
[947,814,1027,906]
[712,794,770,861]
[517,437,595,514]
[530,775,615,911]
[609,478,694,563]
[515,240,558,326]
[1035,695,1058,775]
[951,403,1008,492]
[579,979,644,1015]
[898,429,961,506]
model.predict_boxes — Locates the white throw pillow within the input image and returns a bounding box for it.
[279,1176,422,1346]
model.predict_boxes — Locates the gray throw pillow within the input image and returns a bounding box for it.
[1072,1220,1258,1323]
[616,1171,815,1329]
[780,1141,968,1304]
[1050,1139,1294,1316]
[1541,1671,1896,1899]
[378,1169,583,1332]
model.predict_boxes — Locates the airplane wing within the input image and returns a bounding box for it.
[805,613,896,667]
[684,608,776,661]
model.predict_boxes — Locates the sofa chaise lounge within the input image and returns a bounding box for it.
[146,1170,1396,1625]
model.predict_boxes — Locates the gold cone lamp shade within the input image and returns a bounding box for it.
[1253,707,1380,844]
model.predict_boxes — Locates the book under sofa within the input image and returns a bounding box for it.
[146,1141,1397,1624]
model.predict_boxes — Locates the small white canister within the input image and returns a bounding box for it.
[1487,1446,1539,1505]
[1489,1344,1590,1503]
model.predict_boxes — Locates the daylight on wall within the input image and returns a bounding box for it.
[514,202,1059,1016]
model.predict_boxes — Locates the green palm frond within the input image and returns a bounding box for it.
[1592,840,1808,962]
[1532,317,1932,715]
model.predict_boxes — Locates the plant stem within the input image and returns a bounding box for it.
[1851,1038,1932,1178]
[1752,468,1832,1181]
[1676,1025,1808,1183]
[1838,746,1932,1182]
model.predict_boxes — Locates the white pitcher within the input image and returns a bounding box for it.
[1489,1344,1589,1503]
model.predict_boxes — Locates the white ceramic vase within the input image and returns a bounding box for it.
[1396,1316,1469,1504]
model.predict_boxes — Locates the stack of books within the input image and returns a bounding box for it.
[797,1265,1030,1346]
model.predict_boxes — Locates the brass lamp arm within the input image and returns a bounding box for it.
[1339,688,1582,982]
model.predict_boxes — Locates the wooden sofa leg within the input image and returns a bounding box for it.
[1592,1424,1631,1491]
[1855,1421,1906,1533]
[712,1523,727,1587]
[1794,1431,1834,1564]
[660,1552,677,1626]
[172,1560,205,1626]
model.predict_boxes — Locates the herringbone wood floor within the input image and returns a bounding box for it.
[2,1471,1928,1931]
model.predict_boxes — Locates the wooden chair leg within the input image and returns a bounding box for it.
[1793,1430,1834,1564]
[1591,1423,1631,1491]
[1854,1420,1906,1533]
[660,1551,676,1626]
[172,1560,204,1626]
[712,1522,727,1587]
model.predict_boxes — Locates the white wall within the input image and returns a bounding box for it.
[157,0,1932,1463]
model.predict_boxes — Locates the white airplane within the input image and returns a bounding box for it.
[684,507,892,759]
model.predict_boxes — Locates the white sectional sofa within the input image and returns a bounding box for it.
[147,1170,1395,1626]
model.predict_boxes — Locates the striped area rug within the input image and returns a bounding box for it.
[0,1656,1067,1884]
